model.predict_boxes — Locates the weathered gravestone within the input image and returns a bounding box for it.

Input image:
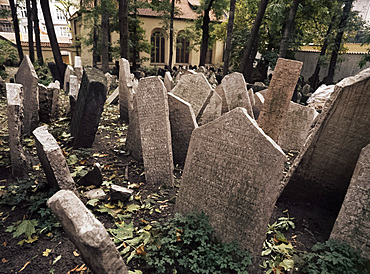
[277,102,318,151]
[253,91,265,120]
[175,107,286,259]
[126,95,142,161]
[47,190,128,273]
[248,88,255,107]
[38,81,59,123]
[279,68,370,213]
[119,58,131,122]
[63,65,74,93]
[215,84,229,114]
[33,125,77,194]
[15,55,39,135]
[106,87,119,105]
[164,71,174,92]
[74,56,83,84]
[6,83,28,177]
[70,68,107,148]
[197,89,222,125]
[135,77,174,187]
[168,92,198,166]
[257,58,303,142]
[221,72,254,118]
[69,75,79,118]
[330,143,370,259]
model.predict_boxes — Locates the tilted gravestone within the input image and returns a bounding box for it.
[33,125,78,194]
[6,83,28,177]
[221,72,254,118]
[106,87,119,105]
[63,65,74,93]
[197,89,222,125]
[215,83,229,114]
[279,68,370,212]
[164,71,174,92]
[47,190,128,273]
[38,81,59,123]
[330,143,370,259]
[119,58,131,122]
[135,77,174,187]
[70,68,107,148]
[15,55,39,135]
[277,102,318,151]
[257,58,303,142]
[175,107,286,259]
[168,92,198,166]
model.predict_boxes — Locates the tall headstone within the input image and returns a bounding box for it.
[38,81,59,123]
[69,75,79,118]
[33,126,77,194]
[330,143,370,259]
[136,77,174,187]
[70,68,107,148]
[277,102,318,151]
[74,56,83,84]
[47,190,128,274]
[6,83,28,177]
[175,107,286,258]
[119,58,131,122]
[164,71,174,92]
[63,65,75,93]
[215,84,229,114]
[257,58,303,142]
[248,88,255,107]
[168,93,198,166]
[221,72,254,118]
[126,95,142,161]
[197,89,222,125]
[15,55,39,135]
[279,68,370,212]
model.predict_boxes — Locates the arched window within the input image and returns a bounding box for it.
[176,32,190,64]
[151,31,165,63]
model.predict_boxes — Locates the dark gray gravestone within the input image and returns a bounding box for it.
[279,68,370,212]
[38,81,59,123]
[330,143,370,259]
[63,65,75,93]
[70,68,107,148]
[15,55,39,135]
[175,107,285,259]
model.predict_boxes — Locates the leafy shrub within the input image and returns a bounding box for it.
[34,62,53,86]
[294,239,370,274]
[145,212,252,274]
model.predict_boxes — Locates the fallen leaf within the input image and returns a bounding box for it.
[19,261,30,272]
[73,250,80,257]
[42,249,52,257]
[3,242,6,247]
[75,264,87,271]
[1,258,9,263]
[52,255,61,265]
[135,244,147,256]
[47,232,53,237]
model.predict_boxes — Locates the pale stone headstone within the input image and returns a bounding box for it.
[277,102,318,151]
[248,88,255,107]
[70,68,107,148]
[74,56,83,84]
[119,58,131,122]
[164,71,174,92]
[106,87,119,105]
[105,72,114,91]
[175,107,285,258]
[126,95,142,161]
[15,55,39,135]
[280,68,370,212]
[253,91,265,120]
[33,126,77,194]
[221,72,254,118]
[38,81,59,123]
[257,58,303,142]
[136,77,174,187]
[6,83,28,177]
[69,75,79,118]
[330,143,370,259]
[197,89,222,125]
[168,92,198,166]
[215,84,229,114]
[63,65,74,93]
[47,190,128,274]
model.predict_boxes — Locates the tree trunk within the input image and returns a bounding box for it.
[168,0,175,70]
[40,0,65,84]
[119,0,129,59]
[279,0,300,58]
[9,0,23,62]
[26,0,34,62]
[93,0,99,68]
[199,0,215,67]
[132,0,139,70]
[101,1,109,73]
[32,0,43,65]
[222,0,236,76]
[240,0,269,82]
[326,0,353,84]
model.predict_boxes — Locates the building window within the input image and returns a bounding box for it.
[151,31,165,63]
[56,9,65,20]
[176,33,189,64]
[19,6,27,18]
[1,23,13,32]
[60,26,70,37]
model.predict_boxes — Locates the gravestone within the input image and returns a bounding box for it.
[164,71,174,92]
[47,190,128,274]
[277,102,318,151]
[119,58,131,122]
[330,143,370,259]
[197,89,222,125]
[175,107,285,258]
[253,92,265,120]
[38,81,59,123]
[215,84,229,114]
[279,68,370,212]
[168,92,198,166]
[221,72,254,118]
[136,77,174,187]
[69,75,79,118]
[126,95,142,161]
[248,88,255,107]
[70,68,107,148]
[63,65,74,93]
[105,72,114,91]
[33,126,77,194]
[74,56,83,84]
[15,55,39,135]
[106,87,119,105]
[6,83,28,177]
[257,58,303,142]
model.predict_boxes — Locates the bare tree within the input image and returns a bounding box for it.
[279,0,300,58]
[101,0,110,72]
[9,0,23,62]
[223,0,236,76]
[199,0,215,67]
[32,0,43,65]
[26,0,34,62]
[118,0,129,59]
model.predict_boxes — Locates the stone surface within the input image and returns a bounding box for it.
[69,75,79,119]
[38,81,59,123]
[33,126,77,193]
[106,87,119,105]
[248,88,255,106]
[15,55,39,135]
[257,58,303,142]
[215,84,229,114]
[63,65,74,93]
[126,94,142,161]
[175,107,285,258]
[74,56,83,84]
[135,77,174,187]
[279,68,370,212]
[85,188,107,200]
[109,185,134,202]
[6,83,28,177]
[277,102,318,151]
[70,68,107,148]
[197,89,222,125]
[164,71,174,92]
[168,93,198,166]
[119,58,131,122]
[78,163,103,187]
[253,92,265,120]
[221,72,254,118]
[47,190,128,274]
[330,143,370,259]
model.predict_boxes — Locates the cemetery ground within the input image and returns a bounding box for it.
[0,90,366,274]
